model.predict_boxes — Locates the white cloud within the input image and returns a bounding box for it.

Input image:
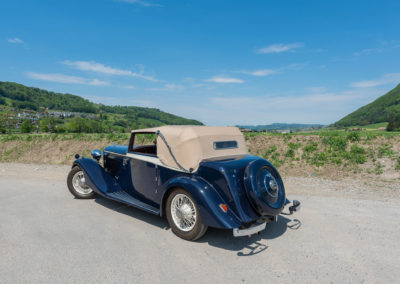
[353,40,400,56]
[84,95,155,107]
[62,60,161,82]
[8,38,23,44]
[147,83,184,91]
[26,72,109,86]
[353,48,384,56]
[239,69,277,77]
[205,76,244,84]
[119,85,136,89]
[350,73,400,88]
[306,86,327,93]
[256,43,304,54]
[115,0,162,7]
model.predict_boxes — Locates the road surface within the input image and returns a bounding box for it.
[0,163,399,283]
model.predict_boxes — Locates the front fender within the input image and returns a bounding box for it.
[73,157,122,196]
[161,176,242,229]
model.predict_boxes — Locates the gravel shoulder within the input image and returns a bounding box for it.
[0,163,399,283]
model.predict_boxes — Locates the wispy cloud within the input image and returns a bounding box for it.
[350,73,400,88]
[238,69,278,77]
[62,60,162,82]
[115,0,162,7]
[147,83,184,91]
[205,76,244,84]
[255,43,304,54]
[8,38,23,44]
[85,95,155,107]
[353,48,384,56]
[353,40,400,56]
[306,86,327,93]
[26,72,109,86]
[118,85,136,89]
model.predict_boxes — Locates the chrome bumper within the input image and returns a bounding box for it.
[233,221,266,237]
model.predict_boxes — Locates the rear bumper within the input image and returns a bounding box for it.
[233,221,267,237]
[232,200,301,237]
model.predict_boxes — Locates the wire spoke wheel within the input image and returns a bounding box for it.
[71,170,93,195]
[170,194,197,232]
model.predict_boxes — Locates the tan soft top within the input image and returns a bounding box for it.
[132,126,248,171]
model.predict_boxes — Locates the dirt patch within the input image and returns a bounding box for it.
[0,134,399,189]
[0,139,122,165]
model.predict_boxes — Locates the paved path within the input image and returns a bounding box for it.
[0,163,399,283]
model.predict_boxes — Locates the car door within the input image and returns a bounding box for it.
[130,157,158,202]
[128,132,159,205]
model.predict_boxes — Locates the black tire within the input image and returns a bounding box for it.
[166,188,208,241]
[67,166,95,199]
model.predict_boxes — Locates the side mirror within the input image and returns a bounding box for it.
[91,149,102,162]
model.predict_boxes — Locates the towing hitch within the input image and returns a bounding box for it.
[288,200,301,214]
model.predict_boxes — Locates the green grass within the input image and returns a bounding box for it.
[243,129,400,140]
[246,130,400,175]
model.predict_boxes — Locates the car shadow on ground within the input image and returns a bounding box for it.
[198,215,302,256]
[94,196,169,230]
[94,196,301,256]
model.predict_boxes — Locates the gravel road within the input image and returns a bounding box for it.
[0,163,399,283]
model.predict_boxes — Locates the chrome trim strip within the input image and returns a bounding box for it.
[126,153,187,173]
[104,151,189,173]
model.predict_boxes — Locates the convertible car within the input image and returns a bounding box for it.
[67,126,300,240]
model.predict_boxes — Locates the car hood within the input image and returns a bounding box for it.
[103,145,128,155]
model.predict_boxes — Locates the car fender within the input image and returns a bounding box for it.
[161,176,242,229]
[73,157,122,197]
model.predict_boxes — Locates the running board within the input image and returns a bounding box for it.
[106,191,160,215]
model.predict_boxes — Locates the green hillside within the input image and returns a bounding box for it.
[334,84,400,127]
[0,81,202,132]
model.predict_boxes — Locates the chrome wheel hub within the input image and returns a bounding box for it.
[72,171,93,195]
[171,194,196,232]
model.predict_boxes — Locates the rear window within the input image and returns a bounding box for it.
[133,133,157,147]
[130,133,158,156]
[213,140,238,150]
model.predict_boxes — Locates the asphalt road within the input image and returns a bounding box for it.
[0,164,399,283]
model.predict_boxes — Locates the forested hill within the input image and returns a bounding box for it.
[334,84,400,127]
[0,81,202,127]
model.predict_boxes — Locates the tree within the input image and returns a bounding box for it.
[39,118,49,132]
[387,115,400,131]
[20,119,33,133]
[0,115,5,134]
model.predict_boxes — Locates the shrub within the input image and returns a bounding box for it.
[310,152,328,166]
[20,120,33,133]
[269,152,284,167]
[285,148,295,158]
[348,145,367,164]
[303,142,318,154]
[288,142,302,150]
[263,145,277,158]
[347,132,360,142]
[322,136,347,151]
[378,144,395,158]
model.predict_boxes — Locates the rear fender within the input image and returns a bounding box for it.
[73,157,122,196]
[161,176,242,229]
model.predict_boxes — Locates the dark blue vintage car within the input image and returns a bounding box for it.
[67,126,300,240]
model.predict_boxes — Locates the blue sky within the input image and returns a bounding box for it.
[1,0,400,125]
